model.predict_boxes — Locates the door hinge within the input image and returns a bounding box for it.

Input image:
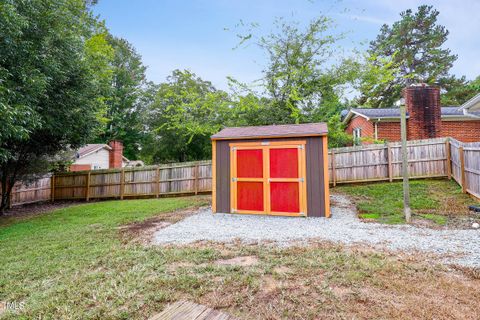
[299,212,306,216]
[298,145,304,149]
[232,177,237,182]
[231,146,237,151]
[299,178,304,182]
[231,208,236,213]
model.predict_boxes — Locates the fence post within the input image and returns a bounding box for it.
[387,143,393,182]
[85,171,91,201]
[120,169,125,200]
[156,166,160,198]
[331,151,336,187]
[194,163,199,195]
[445,139,452,180]
[459,146,467,193]
[51,175,55,202]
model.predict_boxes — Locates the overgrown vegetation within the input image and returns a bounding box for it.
[337,179,479,225]
[0,196,479,319]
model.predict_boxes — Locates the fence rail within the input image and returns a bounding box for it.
[4,137,480,208]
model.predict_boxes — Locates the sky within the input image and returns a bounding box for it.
[92,0,480,92]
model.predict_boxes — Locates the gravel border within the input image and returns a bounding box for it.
[154,194,480,268]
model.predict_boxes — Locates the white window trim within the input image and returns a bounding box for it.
[353,128,362,145]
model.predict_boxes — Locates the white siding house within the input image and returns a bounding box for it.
[70,143,134,171]
[74,147,111,170]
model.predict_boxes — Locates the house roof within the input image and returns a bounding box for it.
[460,93,480,113]
[76,144,111,158]
[211,123,328,140]
[342,106,480,123]
[76,144,129,161]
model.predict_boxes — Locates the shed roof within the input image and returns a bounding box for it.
[211,123,328,140]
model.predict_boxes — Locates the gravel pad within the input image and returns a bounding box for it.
[154,194,480,268]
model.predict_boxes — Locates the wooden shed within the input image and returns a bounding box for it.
[211,123,330,217]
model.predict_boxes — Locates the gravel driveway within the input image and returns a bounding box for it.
[154,194,480,268]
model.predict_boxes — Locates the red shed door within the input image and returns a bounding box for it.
[269,146,305,215]
[231,147,266,214]
[230,141,306,216]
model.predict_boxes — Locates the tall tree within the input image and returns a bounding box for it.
[232,16,353,146]
[0,0,112,212]
[97,36,150,160]
[361,5,457,108]
[144,70,231,163]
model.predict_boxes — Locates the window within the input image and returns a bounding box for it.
[353,128,362,145]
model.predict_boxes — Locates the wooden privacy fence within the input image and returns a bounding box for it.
[8,176,52,207]
[450,139,480,200]
[328,138,450,185]
[52,160,212,201]
[328,137,480,201]
[4,137,480,208]
[5,160,212,207]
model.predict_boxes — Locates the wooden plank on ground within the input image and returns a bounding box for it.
[149,300,238,320]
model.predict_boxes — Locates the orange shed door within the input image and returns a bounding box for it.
[230,141,307,216]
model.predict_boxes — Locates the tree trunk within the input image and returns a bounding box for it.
[0,165,16,215]
[0,175,9,214]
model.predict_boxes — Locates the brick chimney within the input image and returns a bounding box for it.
[108,140,124,169]
[403,84,442,140]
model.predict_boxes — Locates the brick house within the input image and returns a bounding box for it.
[69,140,139,172]
[342,85,480,143]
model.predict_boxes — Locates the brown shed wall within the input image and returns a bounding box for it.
[215,137,327,217]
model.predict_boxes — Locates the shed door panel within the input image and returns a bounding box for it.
[237,149,263,178]
[269,148,298,178]
[270,182,299,213]
[237,181,264,211]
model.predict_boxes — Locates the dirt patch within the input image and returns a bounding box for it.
[214,256,259,267]
[120,207,206,245]
[2,201,82,218]
[273,266,291,274]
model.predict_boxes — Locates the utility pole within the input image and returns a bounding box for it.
[400,99,411,223]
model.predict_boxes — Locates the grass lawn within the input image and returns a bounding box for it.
[337,179,480,225]
[1,195,479,319]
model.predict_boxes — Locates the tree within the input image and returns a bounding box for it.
[361,5,457,108]
[96,36,151,160]
[144,70,231,163]
[0,0,112,212]
[440,76,480,105]
[352,54,399,108]
[232,16,354,146]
